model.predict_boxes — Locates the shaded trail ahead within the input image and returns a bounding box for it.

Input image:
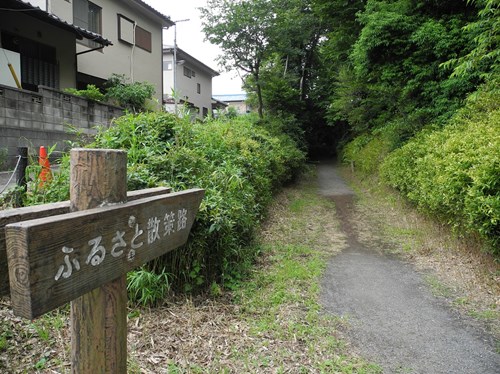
[318,162,499,374]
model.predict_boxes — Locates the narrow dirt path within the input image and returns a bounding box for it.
[318,161,500,374]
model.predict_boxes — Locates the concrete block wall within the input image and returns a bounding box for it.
[0,84,123,168]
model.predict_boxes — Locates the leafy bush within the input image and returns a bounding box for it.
[91,111,305,293]
[341,125,397,176]
[104,74,155,112]
[64,75,155,113]
[380,85,500,253]
[64,84,105,102]
[18,111,304,299]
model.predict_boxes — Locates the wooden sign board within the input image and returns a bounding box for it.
[6,188,204,319]
[0,187,171,297]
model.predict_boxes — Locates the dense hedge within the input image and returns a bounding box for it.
[380,86,499,253]
[90,112,306,291]
[12,112,304,301]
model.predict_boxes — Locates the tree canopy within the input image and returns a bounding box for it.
[201,0,498,154]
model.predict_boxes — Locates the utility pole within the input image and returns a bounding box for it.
[173,19,190,115]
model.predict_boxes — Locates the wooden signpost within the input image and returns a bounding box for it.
[0,187,171,297]
[2,149,204,373]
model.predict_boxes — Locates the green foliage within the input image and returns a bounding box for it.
[92,111,306,294]
[341,131,394,176]
[64,84,105,102]
[380,86,500,253]
[13,110,304,302]
[324,0,480,142]
[442,0,499,80]
[105,74,155,113]
[127,267,171,306]
[222,106,238,119]
[23,146,71,206]
[63,75,156,112]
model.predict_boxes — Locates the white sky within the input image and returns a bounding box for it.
[143,0,244,95]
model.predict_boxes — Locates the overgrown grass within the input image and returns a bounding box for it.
[12,111,305,304]
[342,83,500,255]
[227,169,382,373]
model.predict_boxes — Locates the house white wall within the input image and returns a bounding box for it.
[0,11,76,89]
[49,0,168,102]
[73,0,166,103]
[48,0,73,23]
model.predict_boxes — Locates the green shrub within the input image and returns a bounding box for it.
[64,84,105,102]
[64,75,156,113]
[91,111,306,293]
[341,129,394,176]
[380,85,500,253]
[104,74,155,112]
[19,112,304,299]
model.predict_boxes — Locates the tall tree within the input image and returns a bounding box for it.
[442,0,499,81]
[326,0,479,140]
[200,0,276,118]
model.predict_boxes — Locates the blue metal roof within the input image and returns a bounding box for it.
[213,94,247,102]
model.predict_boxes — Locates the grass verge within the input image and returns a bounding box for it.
[126,168,381,373]
[1,168,381,373]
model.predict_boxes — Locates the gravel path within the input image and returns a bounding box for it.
[318,161,500,374]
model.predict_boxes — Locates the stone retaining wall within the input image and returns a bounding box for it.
[0,84,123,168]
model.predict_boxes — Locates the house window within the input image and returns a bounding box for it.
[163,61,173,70]
[118,14,135,44]
[135,26,152,52]
[197,83,201,94]
[1,32,59,91]
[191,70,196,77]
[203,107,208,117]
[74,0,102,48]
[117,15,152,52]
[183,66,192,78]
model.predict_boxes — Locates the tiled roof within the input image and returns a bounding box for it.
[132,0,174,27]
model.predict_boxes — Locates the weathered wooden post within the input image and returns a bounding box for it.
[69,149,128,373]
[4,148,204,373]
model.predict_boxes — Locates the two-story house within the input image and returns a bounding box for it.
[0,0,173,103]
[163,46,219,118]
[0,0,173,168]
[73,0,173,103]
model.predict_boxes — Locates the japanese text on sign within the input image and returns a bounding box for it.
[54,209,188,281]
